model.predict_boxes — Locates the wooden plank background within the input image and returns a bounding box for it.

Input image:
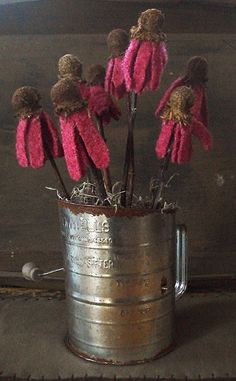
[0,0,235,288]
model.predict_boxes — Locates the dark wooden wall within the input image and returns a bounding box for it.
[0,0,235,287]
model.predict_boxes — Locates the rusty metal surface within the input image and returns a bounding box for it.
[65,334,175,365]
[58,199,163,217]
[59,204,176,363]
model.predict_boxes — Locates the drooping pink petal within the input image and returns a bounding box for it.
[123,39,140,92]
[105,58,115,95]
[27,115,46,168]
[71,110,110,169]
[192,87,209,128]
[201,91,209,129]
[160,41,168,67]
[74,127,89,175]
[172,125,184,163]
[155,120,175,159]
[112,57,124,88]
[150,41,168,91]
[112,56,127,99]
[105,57,127,99]
[191,117,212,150]
[16,118,29,167]
[41,112,63,158]
[59,116,87,180]
[133,40,153,94]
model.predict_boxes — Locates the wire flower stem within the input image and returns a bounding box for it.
[121,92,137,207]
[96,116,112,194]
[152,124,176,209]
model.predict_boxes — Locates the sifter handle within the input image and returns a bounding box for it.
[175,224,188,300]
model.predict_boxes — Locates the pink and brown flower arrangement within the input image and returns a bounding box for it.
[12,8,213,209]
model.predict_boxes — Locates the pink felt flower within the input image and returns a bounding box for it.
[59,109,110,181]
[16,111,63,169]
[155,77,209,128]
[155,85,212,164]
[87,84,121,125]
[105,29,129,99]
[155,117,212,164]
[123,9,168,94]
[123,39,167,94]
